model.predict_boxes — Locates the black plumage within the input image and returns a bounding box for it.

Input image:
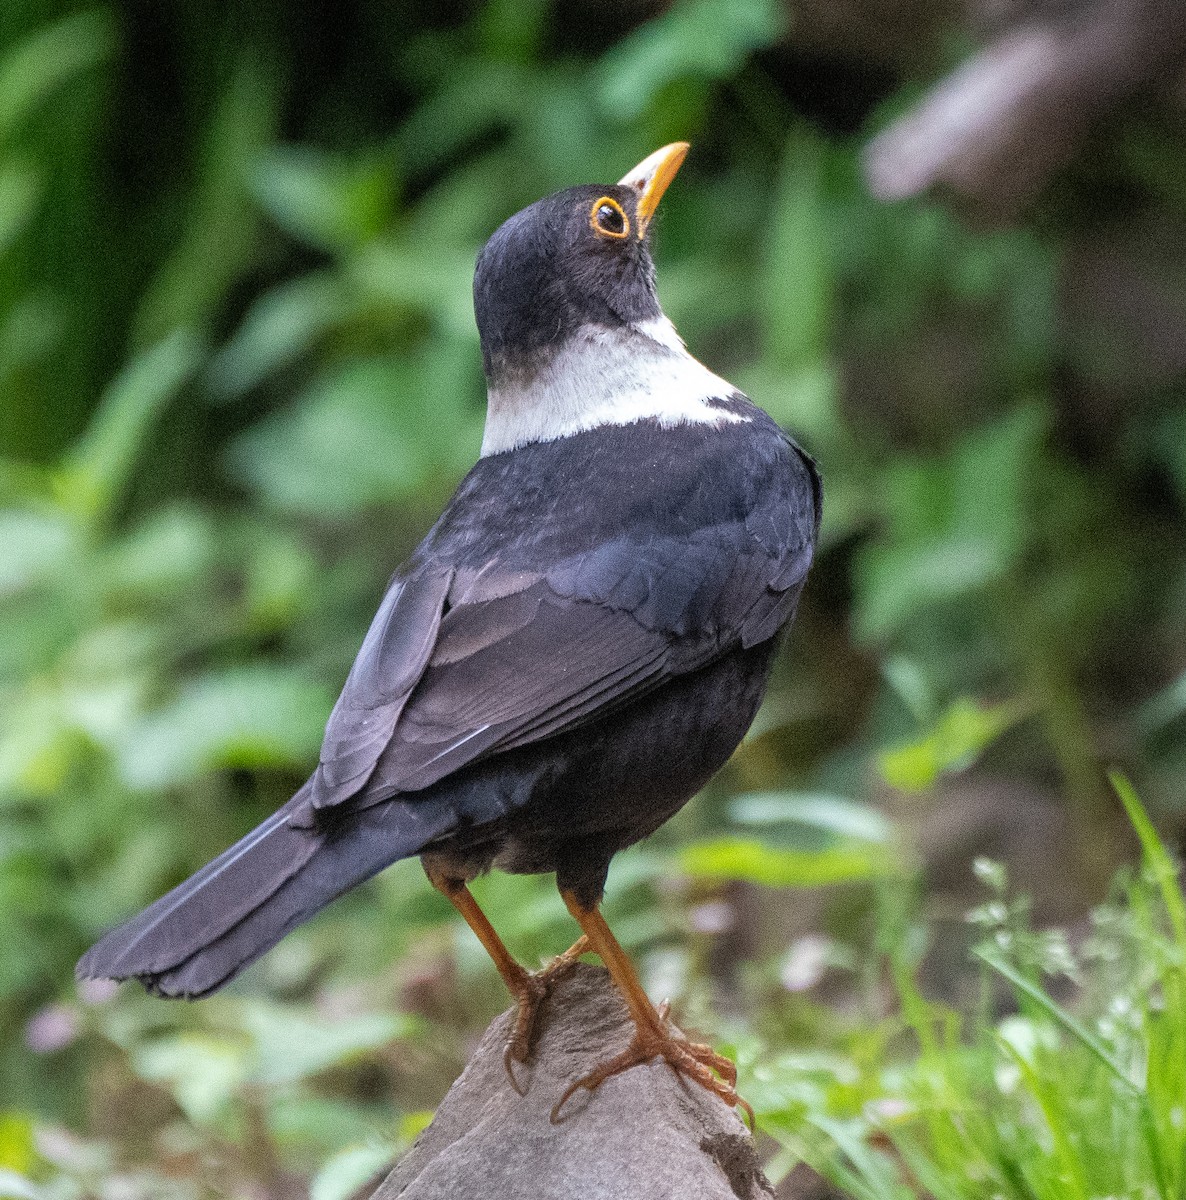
[78,143,821,1119]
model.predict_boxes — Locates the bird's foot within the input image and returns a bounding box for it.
[503,934,590,1092]
[550,1000,753,1127]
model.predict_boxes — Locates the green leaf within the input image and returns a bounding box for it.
[117,666,334,789]
[207,273,350,399]
[679,837,895,887]
[0,10,113,146]
[858,536,1003,641]
[0,164,40,257]
[55,330,204,528]
[0,685,74,798]
[0,1172,39,1200]
[0,510,75,597]
[229,355,477,515]
[729,792,891,843]
[241,1003,414,1085]
[351,239,480,336]
[0,1112,37,1175]
[132,65,278,345]
[879,698,1022,793]
[310,1144,396,1200]
[132,1034,248,1125]
[101,506,216,600]
[1132,671,1186,739]
[855,406,1045,639]
[975,950,1140,1093]
[762,132,833,375]
[251,146,395,253]
[598,0,786,118]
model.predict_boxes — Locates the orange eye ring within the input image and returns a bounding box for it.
[589,196,629,240]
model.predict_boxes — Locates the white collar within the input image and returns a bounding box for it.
[480,317,747,457]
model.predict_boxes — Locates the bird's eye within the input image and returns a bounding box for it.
[589,196,629,240]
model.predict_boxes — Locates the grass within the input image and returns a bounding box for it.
[749,775,1186,1198]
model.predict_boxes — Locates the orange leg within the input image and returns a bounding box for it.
[552,888,753,1127]
[424,863,588,1090]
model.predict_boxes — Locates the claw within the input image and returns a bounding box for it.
[550,1010,752,1127]
[499,935,591,1089]
[553,888,754,1128]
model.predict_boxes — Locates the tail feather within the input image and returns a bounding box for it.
[77,785,459,998]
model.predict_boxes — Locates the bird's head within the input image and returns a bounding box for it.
[473,144,742,456]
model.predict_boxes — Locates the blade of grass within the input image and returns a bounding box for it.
[979,947,1173,1200]
[1110,771,1186,951]
[997,1036,1089,1200]
[975,949,1135,1088]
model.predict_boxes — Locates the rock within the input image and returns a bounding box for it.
[371,963,772,1200]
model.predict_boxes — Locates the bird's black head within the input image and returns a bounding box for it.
[473,143,688,383]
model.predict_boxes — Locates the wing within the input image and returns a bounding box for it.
[310,513,813,811]
[309,567,454,808]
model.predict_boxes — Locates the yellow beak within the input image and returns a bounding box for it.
[618,142,690,235]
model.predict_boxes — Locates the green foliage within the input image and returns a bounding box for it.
[751,782,1186,1198]
[681,792,897,885]
[879,697,1025,792]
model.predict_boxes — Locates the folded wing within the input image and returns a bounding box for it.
[310,510,815,812]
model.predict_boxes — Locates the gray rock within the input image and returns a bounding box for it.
[372,962,772,1200]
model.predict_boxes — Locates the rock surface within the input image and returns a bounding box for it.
[371,962,772,1200]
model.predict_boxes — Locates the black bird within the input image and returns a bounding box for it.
[78,143,821,1120]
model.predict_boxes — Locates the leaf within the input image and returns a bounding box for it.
[241,1002,414,1085]
[855,406,1045,640]
[879,698,1023,793]
[131,1034,247,1125]
[251,146,395,253]
[0,686,74,798]
[241,528,318,632]
[0,1112,36,1174]
[881,655,935,723]
[0,511,75,597]
[0,1172,39,1200]
[597,0,786,118]
[55,330,205,528]
[117,666,334,789]
[310,1144,396,1200]
[351,239,480,336]
[857,536,1003,641]
[229,354,477,515]
[1132,671,1186,739]
[132,65,278,345]
[207,273,350,399]
[729,792,892,844]
[0,164,40,257]
[975,949,1140,1094]
[100,506,216,600]
[762,132,833,375]
[0,10,113,146]
[1111,772,1186,952]
[679,837,895,887]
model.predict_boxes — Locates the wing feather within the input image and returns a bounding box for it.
[313,468,817,813]
[310,568,453,809]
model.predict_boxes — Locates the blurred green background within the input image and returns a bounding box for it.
[3,1,1186,1196]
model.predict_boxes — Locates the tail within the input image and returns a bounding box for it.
[76,783,457,998]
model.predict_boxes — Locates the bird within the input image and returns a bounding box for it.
[77,142,821,1123]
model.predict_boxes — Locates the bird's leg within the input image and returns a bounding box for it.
[552,887,753,1128]
[423,863,588,1088]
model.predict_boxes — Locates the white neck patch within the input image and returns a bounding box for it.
[480,317,748,456]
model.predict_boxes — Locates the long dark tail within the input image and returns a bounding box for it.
[76,783,456,998]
